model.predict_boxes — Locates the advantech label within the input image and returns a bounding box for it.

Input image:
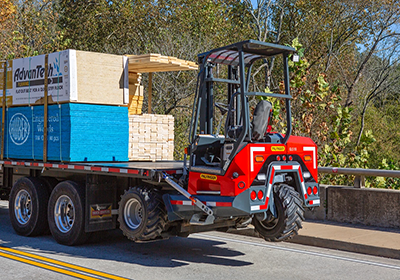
[90,204,112,219]
[200,174,218,181]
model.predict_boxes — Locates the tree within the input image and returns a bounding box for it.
[355,45,400,146]
[342,1,400,107]
[0,0,63,59]
[0,0,15,23]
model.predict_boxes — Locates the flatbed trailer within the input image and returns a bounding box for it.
[0,160,189,244]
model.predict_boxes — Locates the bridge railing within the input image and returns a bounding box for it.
[318,167,400,188]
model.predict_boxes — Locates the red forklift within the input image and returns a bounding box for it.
[160,39,320,241]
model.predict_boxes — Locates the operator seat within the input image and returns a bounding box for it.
[252,100,272,141]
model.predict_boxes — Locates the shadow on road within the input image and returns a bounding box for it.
[0,201,252,268]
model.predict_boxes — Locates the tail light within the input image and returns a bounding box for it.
[257,190,264,200]
[250,191,257,201]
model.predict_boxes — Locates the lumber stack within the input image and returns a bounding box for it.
[128,73,143,115]
[128,54,198,73]
[129,114,174,161]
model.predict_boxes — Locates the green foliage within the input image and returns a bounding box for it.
[283,39,378,186]
[370,159,400,190]
[1,0,65,59]
[1,0,399,188]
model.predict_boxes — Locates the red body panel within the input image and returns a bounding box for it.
[286,135,318,182]
[188,135,318,197]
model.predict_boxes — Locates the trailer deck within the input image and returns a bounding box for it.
[0,160,184,178]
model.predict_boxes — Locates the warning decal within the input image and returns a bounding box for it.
[90,204,112,219]
[200,174,218,181]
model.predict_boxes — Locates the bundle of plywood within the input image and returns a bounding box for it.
[1,103,128,161]
[1,50,129,106]
[129,114,174,161]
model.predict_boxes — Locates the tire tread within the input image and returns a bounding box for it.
[254,184,304,242]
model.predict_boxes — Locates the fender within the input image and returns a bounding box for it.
[265,162,320,214]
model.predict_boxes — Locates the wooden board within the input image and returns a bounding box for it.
[128,85,144,115]
[127,54,198,73]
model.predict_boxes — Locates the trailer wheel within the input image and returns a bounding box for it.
[118,186,167,242]
[9,177,50,236]
[48,181,90,245]
[40,176,59,195]
[253,184,304,242]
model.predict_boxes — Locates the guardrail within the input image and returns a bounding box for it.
[318,167,400,188]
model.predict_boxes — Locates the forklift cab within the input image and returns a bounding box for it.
[188,40,296,175]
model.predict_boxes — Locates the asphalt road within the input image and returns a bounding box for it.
[1,200,400,280]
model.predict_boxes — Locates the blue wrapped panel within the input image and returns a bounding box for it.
[1,103,128,162]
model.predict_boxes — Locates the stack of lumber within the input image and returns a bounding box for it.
[127,54,198,73]
[129,114,174,161]
[128,73,143,115]
[2,103,128,162]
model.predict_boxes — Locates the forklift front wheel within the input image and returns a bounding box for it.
[252,183,304,242]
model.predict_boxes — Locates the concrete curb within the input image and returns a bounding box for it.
[227,227,400,260]
[288,235,400,260]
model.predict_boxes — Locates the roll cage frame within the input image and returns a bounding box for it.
[188,40,296,174]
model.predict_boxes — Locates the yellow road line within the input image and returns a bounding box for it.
[0,251,99,280]
[0,246,130,280]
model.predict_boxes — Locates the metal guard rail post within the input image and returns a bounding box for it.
[318,167,400,188]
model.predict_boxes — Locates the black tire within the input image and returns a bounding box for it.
[48,181,90,246]
[118,186,167,242]
[9,177,49,236]
[253,184,304,242]
[40,176,59,195]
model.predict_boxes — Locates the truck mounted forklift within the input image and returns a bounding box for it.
[4,40,319,245]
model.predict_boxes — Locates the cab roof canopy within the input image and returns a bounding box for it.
[198,39,296,66]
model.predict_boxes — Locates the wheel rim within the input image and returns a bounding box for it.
[54,195,75,233]
[259,216,279,230]
[124,197,143,230]
[14,190,32,225]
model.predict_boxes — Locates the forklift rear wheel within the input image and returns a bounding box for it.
[48,181,90,245]
[9,177,49,236]
[252,183,304,242]
[118,186,167,242]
